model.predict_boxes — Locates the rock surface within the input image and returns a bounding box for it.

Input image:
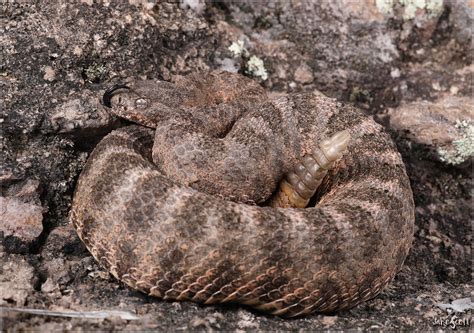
[0,1,471,331]
[0,197,43,249]
[0,254,36,306]
[1,179,44,253]
[388,95,473,165]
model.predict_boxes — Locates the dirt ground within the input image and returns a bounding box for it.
[1,1,472,331]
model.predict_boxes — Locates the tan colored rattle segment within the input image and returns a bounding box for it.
[270,130,351,208]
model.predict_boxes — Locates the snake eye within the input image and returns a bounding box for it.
[135,98,149,109]
[102,84,130,108]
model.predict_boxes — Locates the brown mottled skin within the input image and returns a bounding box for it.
[71,71,415,317]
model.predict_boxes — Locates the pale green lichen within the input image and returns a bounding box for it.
[246,55,268,81]
[377,0,443,19]
[400,0,419,19]
[83,62,107,83]
[228,40,248,57]
[376,0,394,15]
[437,120,474,165]
[424,0,443,13]
[229,40,268,80]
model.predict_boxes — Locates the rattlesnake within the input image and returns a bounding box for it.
[71,71,414,317]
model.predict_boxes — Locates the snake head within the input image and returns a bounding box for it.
[103,84,131,108]
[102,82,158,127]
[103,82,155,111]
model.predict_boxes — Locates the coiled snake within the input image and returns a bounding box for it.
[71,71,414,317]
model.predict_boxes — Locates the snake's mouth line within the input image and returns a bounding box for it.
[102,84,131,108]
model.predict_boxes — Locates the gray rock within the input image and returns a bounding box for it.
[42,225,84,259]
[224,0,407,95]
[1,179,44,253]
[0,197,43,251]
[437,297,474,313]
[388,95,473,165]
[447,0,474,55]
[0,254,36,306]
[294,63,314,84]
[42,90,120,145]
[5,179,41,205]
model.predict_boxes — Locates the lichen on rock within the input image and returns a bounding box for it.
[438,120,474,165]
[376,0,444,19]
[246,55,268,81]
[388,95,473,165]
[228,40,248,58]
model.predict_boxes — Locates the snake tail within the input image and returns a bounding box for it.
[269,130,351,208]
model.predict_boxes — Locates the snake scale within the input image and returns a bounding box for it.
[71,71,414,317]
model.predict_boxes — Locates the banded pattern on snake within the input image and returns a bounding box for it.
[71,71,414,317]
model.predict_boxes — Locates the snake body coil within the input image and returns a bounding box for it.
[71,71,414,317]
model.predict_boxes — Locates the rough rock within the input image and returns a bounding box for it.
[447,0,474,55]
[4,179,41,205]
[42,225,85,259]
[219,0,403,97]
[41,90,121,147]
[0,197,43,247]
[388,95,473,165]
[294,63,314,84]
[1,179,44,253]
[0,254,36,306]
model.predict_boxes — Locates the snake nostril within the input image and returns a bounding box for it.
[102,84,130,108]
